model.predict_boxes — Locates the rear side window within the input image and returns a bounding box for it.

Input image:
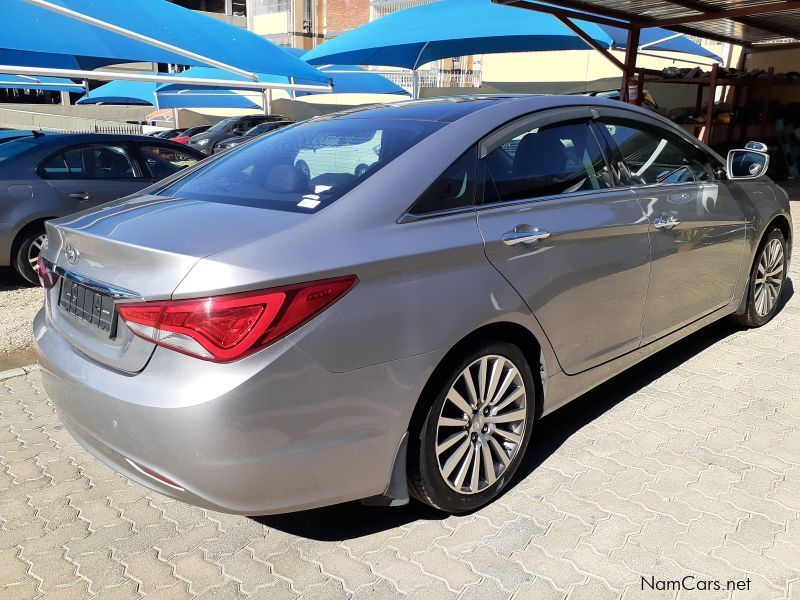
[409,147,477,216]
[40,145,138,180]
[482,121,612,205]
[140,145,200,180]
[161,118,442,213]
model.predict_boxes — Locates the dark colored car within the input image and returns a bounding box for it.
[0,133,205,283]
[171,125,211,145]
[0,129,39,144]
[149,129,187,139]
[187,115,289,155]
[212,120,294,154]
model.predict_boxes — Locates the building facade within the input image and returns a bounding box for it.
[167,0,248,27]
[247,0,370,49]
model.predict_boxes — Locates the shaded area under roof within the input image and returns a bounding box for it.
[502,0,800,47]
[303,0,614,69]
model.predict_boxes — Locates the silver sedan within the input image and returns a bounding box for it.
[35,96,792,515]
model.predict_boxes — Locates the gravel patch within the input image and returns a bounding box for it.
[0,268,42,354]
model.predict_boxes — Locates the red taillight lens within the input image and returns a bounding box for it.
[117,275,357,362]
[37,254,56,289]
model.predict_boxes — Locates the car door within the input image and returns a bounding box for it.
[475,108,651,375]
[595,109,748,344]
[39,142,147,208]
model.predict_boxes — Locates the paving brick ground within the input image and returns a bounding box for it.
[1,208,799,599]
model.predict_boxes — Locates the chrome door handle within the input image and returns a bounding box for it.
[502,226,551,246]
[653,216,680,230]
[70,192,91,201]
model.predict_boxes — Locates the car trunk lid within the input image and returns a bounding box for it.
[43,194,307,372]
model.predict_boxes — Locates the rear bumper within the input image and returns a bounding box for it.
[34,308,436,514]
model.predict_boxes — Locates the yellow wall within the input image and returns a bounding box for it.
[480,49,719,83]
[252,12,290,35]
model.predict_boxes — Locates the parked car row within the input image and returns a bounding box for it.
[186,114,293,155]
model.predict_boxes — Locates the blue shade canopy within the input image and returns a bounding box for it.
[5,0,331,84]
[283,49,408,96]
[303,0,613,69]
[157,64,407,99]
[77,78,260,109]
[600,25,723,62]
[77,80,156,105]
[0,74,84,93]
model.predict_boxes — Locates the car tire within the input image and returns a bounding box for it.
[733,227,788,328]
[408,341,535,513]
[12,227,46,285]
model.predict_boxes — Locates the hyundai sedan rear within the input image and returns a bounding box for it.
[35,96,791,515]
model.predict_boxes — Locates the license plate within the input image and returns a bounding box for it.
[58,279,116,336]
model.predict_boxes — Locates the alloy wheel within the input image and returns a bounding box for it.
[754,238,785,317]
[435,355,527,495]
[27,234,46,270]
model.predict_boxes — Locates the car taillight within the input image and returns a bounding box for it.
[37,255,57,290]
[117,275,357,362]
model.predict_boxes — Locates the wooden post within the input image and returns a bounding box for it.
[703,63,719,144]
[621,26,640,104]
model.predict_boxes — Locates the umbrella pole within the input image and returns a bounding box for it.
[412,69,419,100]
[263,89,272,115]
[173,108,179,128]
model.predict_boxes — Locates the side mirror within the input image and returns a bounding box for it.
[727,149,770,180]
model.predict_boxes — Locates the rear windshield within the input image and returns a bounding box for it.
[160,118,442,213]
[0,138,38,163]
[207,118,237,133]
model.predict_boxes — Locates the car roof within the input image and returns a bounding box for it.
[320,94,658,124]
[12,132,192,146]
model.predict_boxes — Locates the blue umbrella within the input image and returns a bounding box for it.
[303,0,613,70]
[77,78,261,109]
[5,0,330,84]
[283,49,408,96]
[600,25,722,62]
[76,80,156,105]
[156,64,408,100]
[0,74,83,93]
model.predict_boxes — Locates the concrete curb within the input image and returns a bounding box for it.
[0,363,39,382]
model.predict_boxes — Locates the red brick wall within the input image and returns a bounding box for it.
[325,0,370,38]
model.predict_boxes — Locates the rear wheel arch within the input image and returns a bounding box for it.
[408,322,545,444]
[10,217,55,259]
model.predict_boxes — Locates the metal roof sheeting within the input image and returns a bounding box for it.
[506,0,800,46]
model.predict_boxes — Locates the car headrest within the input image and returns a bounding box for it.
[264,164,309,194]
[512,128,573,180]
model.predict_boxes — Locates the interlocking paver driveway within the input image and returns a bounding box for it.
[1,207,799,600]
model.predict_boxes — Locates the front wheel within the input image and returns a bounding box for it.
[13,229,46,285]
[734,228,788,328]
[408,342,535,513]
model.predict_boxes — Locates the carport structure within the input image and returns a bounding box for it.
[494,0,800,103]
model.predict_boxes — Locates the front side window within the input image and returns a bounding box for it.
[140,145,200,179]
[160,118,442,213]
[482,121,612,205]
[602,119,718,185]
[40,145,137,179]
